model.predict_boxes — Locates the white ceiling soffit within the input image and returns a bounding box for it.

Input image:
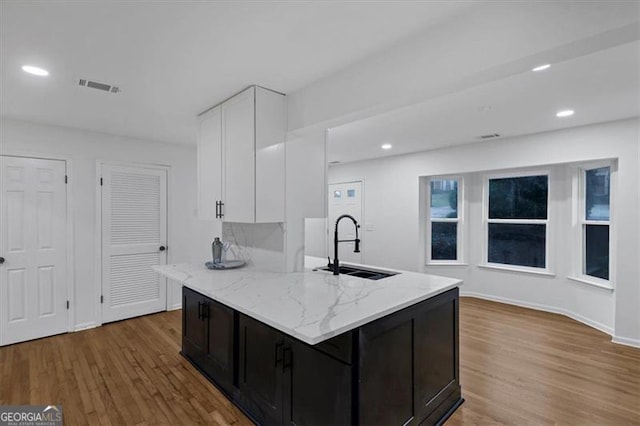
[289,1,640,134]
[0,1,476,144]
[327,40,640,164]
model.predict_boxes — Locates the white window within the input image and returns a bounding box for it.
[483,171,550,273]
[572,162,613,287]
[427,177,463,264]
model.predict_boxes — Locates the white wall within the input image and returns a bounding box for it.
[0,118,215,329]
[328,118,639,345]
[285,129,327,272]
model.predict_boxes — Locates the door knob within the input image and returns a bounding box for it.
[0,257,4,264]
[159,246,166,252]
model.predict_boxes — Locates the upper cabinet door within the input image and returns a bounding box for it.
[255,87,286,223]
[197,106,223,220]
[222,87,256,223]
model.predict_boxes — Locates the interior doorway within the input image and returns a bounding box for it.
[100,163,168,323]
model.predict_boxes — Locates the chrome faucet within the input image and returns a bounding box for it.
[332,214,361,275]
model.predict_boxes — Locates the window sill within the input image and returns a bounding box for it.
[567,276,614,292]
[426,262,469,267]
[477,263,555,277]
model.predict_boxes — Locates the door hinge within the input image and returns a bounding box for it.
[66,300,69,310]
[100,295,104,304]
[100,177,103,186]
[65,175,68,184]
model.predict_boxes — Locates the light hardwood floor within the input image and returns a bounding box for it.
[1,297,639,425]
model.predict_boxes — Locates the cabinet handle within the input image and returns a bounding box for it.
[215,201,220,219]
[275,341,284,366]
[219,202,224,218]
[198,301,205,320]
[283,346,293,371]
[202,302,210,320]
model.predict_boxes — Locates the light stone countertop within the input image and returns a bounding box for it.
[153,257,462,345]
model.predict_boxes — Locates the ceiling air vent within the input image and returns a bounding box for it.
[477,133,501,140]
[78,78,121,94]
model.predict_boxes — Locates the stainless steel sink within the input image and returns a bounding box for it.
[314,264,398,280]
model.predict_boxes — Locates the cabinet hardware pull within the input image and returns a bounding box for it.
[219,202,224,218]
[275,341,284,366]
[215,201,220,219]
[283,346,293,371]
[203,302,210,319]
[197,301,203,320]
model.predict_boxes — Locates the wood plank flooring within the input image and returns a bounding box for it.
[1,297,639,425]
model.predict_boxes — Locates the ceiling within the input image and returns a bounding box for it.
[327,40,640,164]
[0,0,476,144]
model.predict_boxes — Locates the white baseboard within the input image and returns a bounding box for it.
[612,335,640,348]
[168,303,182,311]
[74,322,98,331]
[460,291,615,336]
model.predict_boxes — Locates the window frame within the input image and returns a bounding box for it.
[569,160,615,290]
[426,176,465,265]
[481,169,553,275]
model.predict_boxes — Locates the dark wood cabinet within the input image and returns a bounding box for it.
[237,314,353,426]
[182,286,462,426]
[285,338,352,426]
[358,287,461,425]
[360,317,414,426]
[182,287,208,366]
[182,287,235,395]
[238,314,285,425]
[203,297,235,395]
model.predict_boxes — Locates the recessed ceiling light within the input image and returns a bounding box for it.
[22,65,49,76]
[556,109,575,118]
[532,64,551,72]
[381,143,392,150]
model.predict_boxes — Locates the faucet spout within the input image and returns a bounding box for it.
[333,214,360,275]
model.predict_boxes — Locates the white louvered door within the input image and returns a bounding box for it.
[101,164,167,323]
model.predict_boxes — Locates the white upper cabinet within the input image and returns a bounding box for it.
[222,87,255,223]
[197,86,286,223]
[197,105,222,220]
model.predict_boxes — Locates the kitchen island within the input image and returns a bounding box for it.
[153,260,463,425]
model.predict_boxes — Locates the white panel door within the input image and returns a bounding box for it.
[0,156,68,345]
[197,105,223,220]
[328,181,363,264]
[222,87,255,223]
[101,164,167,323]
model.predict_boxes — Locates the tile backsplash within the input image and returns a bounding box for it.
[222,222,286,272]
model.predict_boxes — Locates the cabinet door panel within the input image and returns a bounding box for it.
[203,299,235,394]
[197,106,223,220]
[360,319,414,426]
[222,87,255,223]
[286,340,352,426]
[415,294,459,420]
[238,314,283,424]
[182,287,206,362]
